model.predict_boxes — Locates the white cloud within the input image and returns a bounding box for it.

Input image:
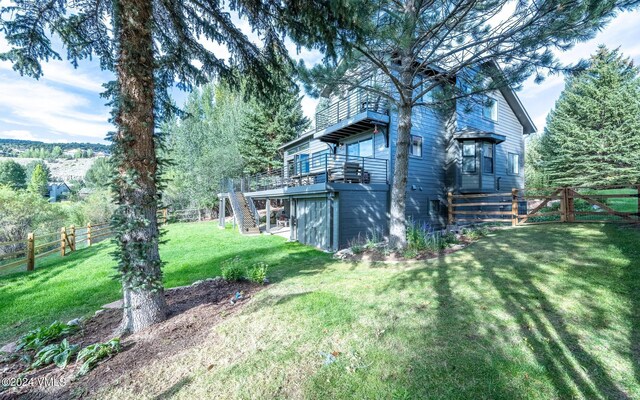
[0,75,111,139]
[0,130,39,141]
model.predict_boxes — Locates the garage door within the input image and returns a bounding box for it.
[295,197,329,250]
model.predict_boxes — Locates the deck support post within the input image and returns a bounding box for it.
[266,199,271,233]
[219,197,226,228]
[447,191,454,227]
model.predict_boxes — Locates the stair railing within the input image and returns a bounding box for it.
[226,180,247,233]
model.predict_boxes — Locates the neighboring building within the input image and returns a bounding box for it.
[48,182,71,202]
[219,66,536,251]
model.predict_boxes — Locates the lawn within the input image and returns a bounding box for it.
[2,222,639,399]
[0,222,331,341]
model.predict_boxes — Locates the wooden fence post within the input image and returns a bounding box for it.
[26,233,35,271]
[60,227,67,257]
[69,225,76,251]
[511,188,519,227]
[560,188,567,223]
[163,208,168,224]
[87,223,92,247]
[567,188,575,222]
[447,191,454,226]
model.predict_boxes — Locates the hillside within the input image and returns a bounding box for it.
[0,156,99,181]
[0,138,110,156]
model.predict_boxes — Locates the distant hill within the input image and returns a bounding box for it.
[0,138,110,155]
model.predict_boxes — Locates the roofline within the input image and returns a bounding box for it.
[278,130,315,150]
[486,60,537,134]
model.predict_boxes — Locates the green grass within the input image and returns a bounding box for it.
[3,223,640,399]
[0,222,331,341]
[98,223,640,400]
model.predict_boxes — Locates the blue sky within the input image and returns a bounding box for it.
[0,10,639,144]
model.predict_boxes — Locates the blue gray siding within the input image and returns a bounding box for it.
[338,188,389,248]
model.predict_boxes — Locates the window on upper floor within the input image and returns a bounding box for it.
[410,135,423,157]
[346,137,374,159]
[294,153,309,174]
[482,96,498,122]
[482,142,494,174]
[508,152,520,175]
[462,141,476,173]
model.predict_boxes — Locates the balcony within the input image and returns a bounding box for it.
[226,154,388,196]
[314,89,390,143]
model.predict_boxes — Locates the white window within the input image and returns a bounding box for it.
[482,96,498,121]
[410,135,423,157]
[508,153,520,175]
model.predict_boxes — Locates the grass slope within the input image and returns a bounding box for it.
[0,222,330,341]
[98,224,640,400]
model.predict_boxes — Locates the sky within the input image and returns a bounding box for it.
[0,9,639,144]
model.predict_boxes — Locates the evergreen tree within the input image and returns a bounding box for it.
[240,87,310,174]
[0,160,27,189]
[28,164,49,197]
[541,46,640,186]
[302,0,637,249]
[1,0,361,332]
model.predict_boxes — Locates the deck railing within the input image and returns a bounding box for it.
[315,89,389,132]
[224,154,388,194]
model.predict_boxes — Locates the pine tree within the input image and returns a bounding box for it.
[1,0,362,333]
[240,86,310,174]
[28,164,49,197]
[302,0,637,249]
[541,46,640,186]
[0,160,27,189]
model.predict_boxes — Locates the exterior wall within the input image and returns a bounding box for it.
[338,189,389,249]
[388,94,448,228]
[452,89,525,192]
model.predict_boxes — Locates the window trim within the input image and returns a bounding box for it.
[409,135,423,158]
[508,152,520,175]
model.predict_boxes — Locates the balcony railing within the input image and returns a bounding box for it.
[225,154,388,194]
[315,89,389,132]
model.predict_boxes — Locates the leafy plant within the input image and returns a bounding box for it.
[364,230,382,250]
[407,220,447,252]
[348,233,365,254]
[77,338,121,376]
[246,262,268,284]
[31,339,78,369]
[221,257,245,281]
[17,321,79,352]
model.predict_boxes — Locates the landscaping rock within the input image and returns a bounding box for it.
[67,318,82,326]
[102,299,123,309]
[0,341,17,354]
[334,248,354,260]
[450,244,466,251]
[191,280,204,286]
[95,309,105,316]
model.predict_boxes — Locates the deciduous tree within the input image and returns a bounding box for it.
[0,160,27,189]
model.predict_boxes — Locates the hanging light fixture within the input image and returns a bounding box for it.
[373,124,379,134]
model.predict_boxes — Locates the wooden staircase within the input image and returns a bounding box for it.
[230,192,260,234]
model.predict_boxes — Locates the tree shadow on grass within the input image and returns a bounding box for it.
[376,225,635,399]
[603,225,640,389]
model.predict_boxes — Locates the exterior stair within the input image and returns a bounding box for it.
[230,191,260,234]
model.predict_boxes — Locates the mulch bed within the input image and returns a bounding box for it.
[0,279,264,400]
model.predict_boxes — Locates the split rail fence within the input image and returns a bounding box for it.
[448,184,640,226]
[0,207,218,274]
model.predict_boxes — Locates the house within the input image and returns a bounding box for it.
[48,182,71,202]
[219,68,536,251]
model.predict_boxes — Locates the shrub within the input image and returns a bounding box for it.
[17,321,79,352]
[364,230,382,250]
[348,234,365,254]
[31,339,78,369]
[77,338,121,376]
[246,262,268,284]
[407,219,447,252]
[221,257,245,281]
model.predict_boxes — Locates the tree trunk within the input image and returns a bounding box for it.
[114,0,167,334]
[389,62,414,249]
